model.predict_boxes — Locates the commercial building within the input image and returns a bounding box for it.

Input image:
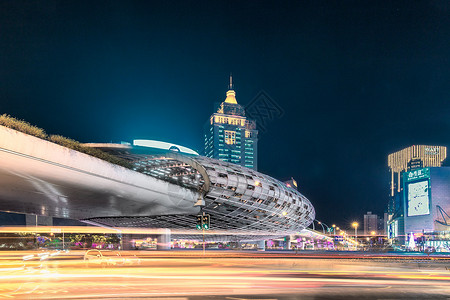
[204,76,258,170]
[387,145,446,240]
[404,168,450,225]
[388,145,446,197]
[387,146,450,251]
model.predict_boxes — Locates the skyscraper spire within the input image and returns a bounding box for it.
[229,73,233,90]
[224,73,237,104]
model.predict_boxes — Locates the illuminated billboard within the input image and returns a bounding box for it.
[404,167,431,217]
[407,180,430,216]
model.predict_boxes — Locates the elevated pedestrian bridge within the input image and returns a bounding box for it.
[0,126,200,220]
[0,125,315,239]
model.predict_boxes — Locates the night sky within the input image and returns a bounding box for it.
[2,1,450,229]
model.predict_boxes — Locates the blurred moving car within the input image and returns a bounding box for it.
[83,249,141,267]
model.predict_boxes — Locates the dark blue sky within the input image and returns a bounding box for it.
[1,1,450,229]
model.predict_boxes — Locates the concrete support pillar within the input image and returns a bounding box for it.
[25,214,53,226]
[256,240,265,251]
[229,241,239,250]
[284,236,291,250]
[157,229,171,250]
[121,234,134,250]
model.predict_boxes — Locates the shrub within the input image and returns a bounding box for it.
[48,135,84,151]
[0,114,47,139]
[49,135,133,169]
[0,114,132,169]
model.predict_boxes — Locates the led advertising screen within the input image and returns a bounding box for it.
[407,180,430,217]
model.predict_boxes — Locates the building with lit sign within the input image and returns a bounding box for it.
[387,145,447,248]
[388,145,447,197]
[400,167,450,251]
[204,76,258,170]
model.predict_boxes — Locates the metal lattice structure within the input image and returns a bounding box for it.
[195,156,314,233]
[85,143,315,236]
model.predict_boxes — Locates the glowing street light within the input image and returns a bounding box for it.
[352,222,359,242]
[316,220,331,235]
[316,220,325,234]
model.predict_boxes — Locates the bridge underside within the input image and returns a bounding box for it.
[86,215,300,242]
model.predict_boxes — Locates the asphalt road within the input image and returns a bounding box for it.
[1,250,450,299]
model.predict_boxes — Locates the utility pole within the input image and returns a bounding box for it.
[202,210,205,255]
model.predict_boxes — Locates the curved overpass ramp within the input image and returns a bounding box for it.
[0,126,200,220]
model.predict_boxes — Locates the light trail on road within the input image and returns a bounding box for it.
[0,251,450,299]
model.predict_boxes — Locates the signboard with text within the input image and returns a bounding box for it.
[404,167,430,182]
[404,167,431,217]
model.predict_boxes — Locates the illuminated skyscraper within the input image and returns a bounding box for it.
[204,76,258,170]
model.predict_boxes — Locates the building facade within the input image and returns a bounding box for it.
[403,167,450,233]
[400,167,450,251]
[387,145,446,220]
[387,145,448,249]
[204,76,258,170]
[364,211,379,235]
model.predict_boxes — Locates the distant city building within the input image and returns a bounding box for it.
[382,212,388,235]
[204,76,258,170]
[283,178,298,190]
[364,211,379,235]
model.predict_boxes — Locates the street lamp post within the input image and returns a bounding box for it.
[352,222,359,246]
[317,221,325,234]
[332,224,336,236]
[316,221,331,235]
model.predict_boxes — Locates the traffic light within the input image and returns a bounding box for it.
[196,215,203,230]
[202,214,210,230]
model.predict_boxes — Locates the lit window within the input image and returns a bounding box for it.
[224,130,236,145]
